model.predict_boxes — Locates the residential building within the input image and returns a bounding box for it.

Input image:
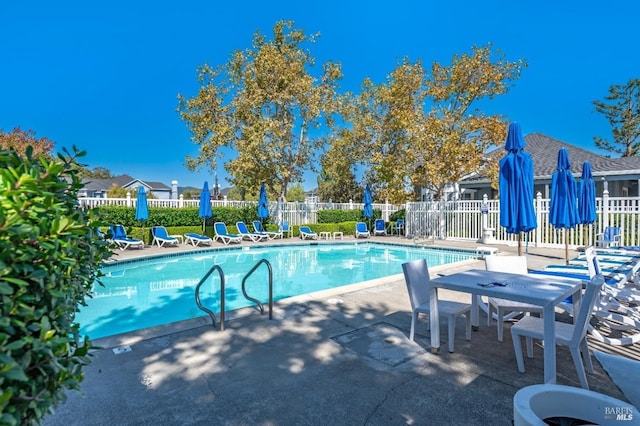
[458,133,640,200]
[78,174,174,199]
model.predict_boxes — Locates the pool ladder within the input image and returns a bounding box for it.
[194,259,273,331]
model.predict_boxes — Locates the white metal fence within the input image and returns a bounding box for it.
[79,190,640,248]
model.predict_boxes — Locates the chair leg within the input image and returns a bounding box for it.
[511,332,526,373]
[525,337,534,358]
[487,302,493,326]
[464,312,471,341]
[409,310,418,341]
[497,307,505,342]
[580,338,594,374]
[570,346,589,389]
[447,314,455,353]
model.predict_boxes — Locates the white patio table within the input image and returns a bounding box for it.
[428,269,583,384]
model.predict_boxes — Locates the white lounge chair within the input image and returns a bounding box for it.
[511,273,605,389]
[402,258,471,353]
[253,220,282,239]
[109,224,144,250]
[299,226,318,240]
[355,222,370,239]
[214,222,242,245]
[533,247,640,347]
[184,233,213,247]
[236,221,268,242]
[373,219,386,236]
[151,226,180,247]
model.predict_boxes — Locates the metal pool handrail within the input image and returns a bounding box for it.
[241,259,273,320]
[195,264,226,331]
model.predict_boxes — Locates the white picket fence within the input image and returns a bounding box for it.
[79,190,640,248]
[78,193,401,228]
[406,190,640,249]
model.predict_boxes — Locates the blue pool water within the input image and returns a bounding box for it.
[79,243,476,339]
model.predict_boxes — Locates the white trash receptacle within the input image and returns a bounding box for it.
[513,384,638,426]
[482,227,495,244]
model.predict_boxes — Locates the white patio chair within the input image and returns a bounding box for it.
[511,273,605,389]
[401,259,471,352]
[484,255,543,342]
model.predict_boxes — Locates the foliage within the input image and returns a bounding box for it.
[182,189,199,200]
[78,166,114,179]
[106,184,129,198]
[95,205,268,231]
[0,127,55,158]
[178,20,343,201]
[226,186,259,201]
[286,184,306,202]
[389,209,405,222]
[593,78,640,156]
[317,132,362,202]
[0,147,112,425]
[341,44,524,202]
[318,209,379,223]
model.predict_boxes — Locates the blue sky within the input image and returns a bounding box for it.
[1,1,638,190]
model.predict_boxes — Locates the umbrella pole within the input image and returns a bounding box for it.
[517,232,522,256]
[565,228,569,264]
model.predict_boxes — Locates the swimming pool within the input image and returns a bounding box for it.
[79,242,477,339]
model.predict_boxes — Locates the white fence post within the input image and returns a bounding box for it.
[535,192,542,248]
[602,189,610,232]
[126,192,132,207]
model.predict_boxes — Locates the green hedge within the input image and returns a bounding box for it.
[318,209,382,223]
[96,206,406,243]
[95,206,274,230]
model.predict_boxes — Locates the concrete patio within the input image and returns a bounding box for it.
[43,237,640,425]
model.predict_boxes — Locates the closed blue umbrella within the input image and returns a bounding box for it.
[135,186,149,245]
[578,161,597,225]
[258,183,269,221]
[363,184,373,231]
[199,181,212,233]
[499,122,537,255]
[363,184,373,218]
[549,148,579,263]
[135,186,149,221]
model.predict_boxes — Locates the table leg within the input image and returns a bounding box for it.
[472,295,481,331]
[543,305,557,384]
[429,285,440,354]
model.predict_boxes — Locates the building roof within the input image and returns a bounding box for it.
[80,174,171,192]
[525,133,620,179]
[463,132,640,184]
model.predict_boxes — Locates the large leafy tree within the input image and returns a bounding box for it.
[0,127,54,157]
[593,78,640,157]
[341,45,524,202]
[317,131,362,202]
[178,20,343,201]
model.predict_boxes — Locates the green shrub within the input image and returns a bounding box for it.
[318,209,380,223]
[94,205,271,231]
[0,147,112,425]
[390,209,405,222]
